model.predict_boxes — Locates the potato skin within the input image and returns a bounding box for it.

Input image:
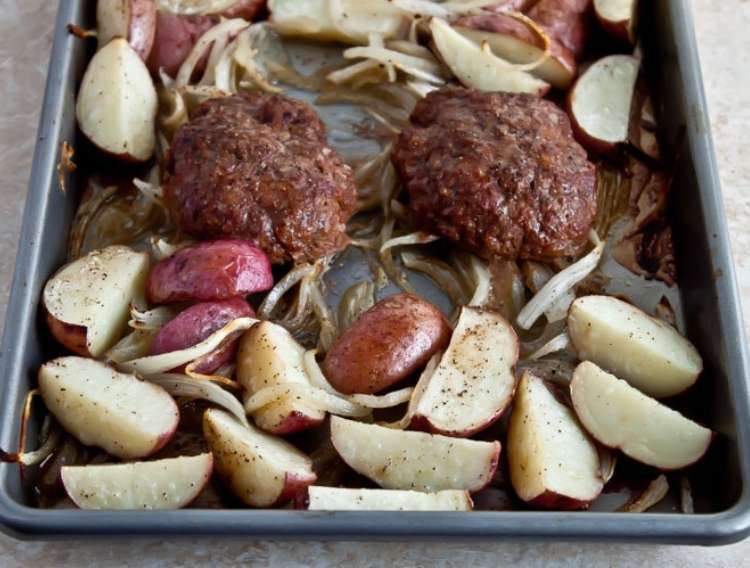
[129,0,158,61]
[323,293,451,395]
[146,240,273,304]
[147,11,214,77]
[149,297,254,373]
[45,312,90,357]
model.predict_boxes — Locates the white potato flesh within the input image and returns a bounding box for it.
[570,362,712,470]
[308,486,473,511]
[330,416,500,492]
[237,321,325,433]
[430,17,548,94]
[61,453,213,510]
[569,54,639,147]
[76,38,158,161]
[413,307,518,436]
[39,357,178,459]
[203,409,316,507]
[594,0,636,42]
[97,0,131,48]
[43,245,149,357]
[508,372,603,508]
[454,26,574,89]
[568,295,703,398]
[269,0,407,44]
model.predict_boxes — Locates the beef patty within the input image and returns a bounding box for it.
[392,87,597,260]
[164,92,357,264]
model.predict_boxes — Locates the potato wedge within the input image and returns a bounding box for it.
[594,0,636,44]
[430,17,549,95]
[203,409,316,507]
[330,416,500,492]
[527,0,591,59]
[411,307,518,437]
[568,295,702,398]
[97,0,157,61]
[43,245,149,357]
[323,293,451,395]
[76,38,158,162]
[62,453,212,510]
[570,362,712,470]
[147,240,273,304]
[308,487,473,511]
[508,371,603,509]
[238,321,325,434]
[39,357,178,459]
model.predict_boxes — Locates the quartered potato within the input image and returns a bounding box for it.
[203,409,316,507]
[508,371,603,509]
[307,487,473,511]
[43,245,149,358]
[594,0,637,44]
[570,362,713,470]
[411,307,518,437]
[97,0,157,61]
[330,416,500,492]
[39,357,179,459]
[568,295,703,398]
[62,453,213,510]
[237,321,326,434]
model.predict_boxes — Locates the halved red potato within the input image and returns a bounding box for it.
[567,295,703,398]
[203,409,316,507]
[238,321,325,434]
[268,0,407,44]
[455,13,577,89]
[411,307,518,437]
[330,416,500,492]
[149,297,254,374]
[593,0,636,44]
[323,293,451,395]
[39,357,178,459]
[568,54,640,154]
[570,362,713,470]
[76,38,158,162]
[43,245,149,357]
[508,371,603,509]
[430,17,550,95]
[146,240,273,304]
[61,453,212,510]
[97,0,157,61]
[147,11,215,76]
[307,486,473,511]
[528,0,592,59]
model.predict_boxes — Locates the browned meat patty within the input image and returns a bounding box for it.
[392,87,597,260]
[164,92,357,264]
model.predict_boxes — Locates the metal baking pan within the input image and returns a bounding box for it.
[1,0,749,543]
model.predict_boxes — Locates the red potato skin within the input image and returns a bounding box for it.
[322,294,452,395]
[149,297,255,374]
[222,0,267,20]
[526,490,594,510]
[147,240,273,304]
[528,0,592,60]
[129,0,158,61]
[45,312,90,357]
[147,11,215,77]
[259,408,326,436]
[271,471,318,507]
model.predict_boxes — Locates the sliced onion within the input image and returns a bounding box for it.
[598,446,617,485]
[148,373,248,426]
[620,475,669,513]
[680,476,694,514]
[338,281,376,331]
[327,59,382,85]
[67,185,118,260]
[244,384,371,418]
[309,277,338,353]
[381,231,440,253]
[156,0,238,16]
[392,0,499,17]
[231,25,286,93]
[184,359,242,391]
[1,394,62,467]
[149,237,192,261]
[132,177,163,202]
[386,40,435,60]
[177,19,250,86]
[468,256,491,307]
[258,263,316,319]
[303,350,413,408]
[516,231,604,330]
[119,317,258,376]
[343,46,446,84]
[526,332,570,361]
[129,305,177,331]
[401,251,468,308]
[104,330,155,364]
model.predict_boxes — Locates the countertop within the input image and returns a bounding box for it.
[1,1,749,566]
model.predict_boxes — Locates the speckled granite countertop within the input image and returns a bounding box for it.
[1,1,749,565]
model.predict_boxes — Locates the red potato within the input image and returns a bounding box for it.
[323,293,451,395]
[147,240,273,304]
[147,11,215,77]
[97,0,157,61]
[222,0,267,19]
[593,0,636,44]
[149,297,255,374]
[528,0,592,59]
[203,409,316,507]
[455,13,577,89]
